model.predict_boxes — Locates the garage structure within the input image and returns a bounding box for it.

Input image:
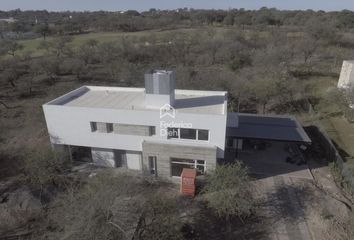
[226,113,312,179]
[226,113,311,152]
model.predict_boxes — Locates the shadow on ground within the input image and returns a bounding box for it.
[179,198,269,240]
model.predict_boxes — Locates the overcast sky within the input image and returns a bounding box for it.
[1,0,353,12]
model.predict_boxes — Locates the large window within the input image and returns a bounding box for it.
[171,158,206,177]
[180,128,197,139]
[90,122,113,133]
[197,129,209,141]
[167,128,209,141]
[90,122,155,136]
[167,128,179,139]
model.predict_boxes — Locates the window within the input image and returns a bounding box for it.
[171,158,206,177]
[148,156,157,176]
[180,128,197,140]
[197,129,209,141]
[114,124,156,136]
[149,126,156,136]
[91,122,155,136]
[107,123,113,133]
[167,128,209,141]
[90,122,97,132]
[226,138,233,148]
[167,128,179,139]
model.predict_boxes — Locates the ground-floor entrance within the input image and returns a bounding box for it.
[64,142,217,179]
[142,141,217,179]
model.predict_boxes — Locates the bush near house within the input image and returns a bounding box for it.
[202,162,254,221]
[23,147,70,189]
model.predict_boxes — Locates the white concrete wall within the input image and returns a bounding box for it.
[338,60,354,89]
[145,94,174,109]
[43,104,227,158]
[126,151,142,170]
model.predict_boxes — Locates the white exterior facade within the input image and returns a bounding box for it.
[43,87,227,157]
[43,72,228,177]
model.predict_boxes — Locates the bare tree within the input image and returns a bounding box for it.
[136,194,184,240]
[296,36,318,63]
[0,40,23,57]
[38,57,61,83]
[46,172,148,240]
[38,36,74,58]
[24,147,70,190]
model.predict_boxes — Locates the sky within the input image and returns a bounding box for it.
[1,0,354,12]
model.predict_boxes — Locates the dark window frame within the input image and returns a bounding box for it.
[180,128,197,140]
[167,128,179,139]
[90,122,97,132]
[197,129,209,141]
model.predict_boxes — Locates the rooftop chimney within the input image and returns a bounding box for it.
[144,70,175,109]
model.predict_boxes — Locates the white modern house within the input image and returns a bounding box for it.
[43,70,311,178]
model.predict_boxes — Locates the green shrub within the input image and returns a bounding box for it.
[202,162,254,221]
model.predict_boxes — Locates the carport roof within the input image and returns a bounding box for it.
[227,113,311,143]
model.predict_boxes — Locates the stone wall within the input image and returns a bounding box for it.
[142,141,217,178]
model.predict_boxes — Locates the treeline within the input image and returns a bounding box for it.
[2,8,354,37]
[1,22,349,114]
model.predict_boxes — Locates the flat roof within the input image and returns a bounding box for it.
[227,113,311,143]
[45,86,227,115]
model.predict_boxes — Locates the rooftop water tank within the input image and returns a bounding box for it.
[144,70,175,109]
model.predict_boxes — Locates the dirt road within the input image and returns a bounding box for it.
[261,176,313,240]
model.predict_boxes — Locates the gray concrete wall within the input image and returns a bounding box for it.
[142,141,217,178]
[114,124,152,136]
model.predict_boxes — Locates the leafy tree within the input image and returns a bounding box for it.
[202,162,254,223]
[34,22,50,40]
